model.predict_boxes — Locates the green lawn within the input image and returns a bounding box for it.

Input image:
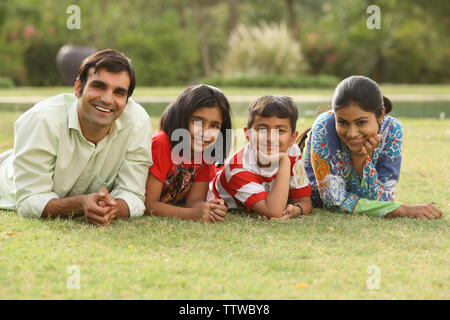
[0,112,449,299]
[1,84,450,98]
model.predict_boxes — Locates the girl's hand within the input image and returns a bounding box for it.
[388,203,443,219]
[193,200,227,223]
[192,202,212,221]
[207,199,227,223]
[355,134,381,158]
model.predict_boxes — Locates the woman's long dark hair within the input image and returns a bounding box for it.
[332,75,392,116]
[297,75,393,152]
[160,84,232,165]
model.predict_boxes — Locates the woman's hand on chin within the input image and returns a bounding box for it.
[354,134,381,158]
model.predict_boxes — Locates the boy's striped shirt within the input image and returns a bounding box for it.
[208,143,311,211]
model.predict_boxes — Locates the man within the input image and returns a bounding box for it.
[0,49,152,226]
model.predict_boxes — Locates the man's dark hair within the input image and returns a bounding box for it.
[247,95,298,133]
[77,49,136,99]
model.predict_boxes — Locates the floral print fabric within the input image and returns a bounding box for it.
[304,111,403,214]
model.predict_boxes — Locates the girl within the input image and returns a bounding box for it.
[302,75,442,219]
[145,84,232,222]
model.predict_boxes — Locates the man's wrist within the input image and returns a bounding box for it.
[79,194,88,213]
[115,198,130,218]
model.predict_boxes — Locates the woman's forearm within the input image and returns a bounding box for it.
[351,155,368,178]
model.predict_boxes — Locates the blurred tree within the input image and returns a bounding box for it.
[0,0,448,85]
[118,10,200,86]
[227,0,239,35]
[284,0,299,39]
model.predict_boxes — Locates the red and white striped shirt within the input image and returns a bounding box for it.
[208,143,311,211]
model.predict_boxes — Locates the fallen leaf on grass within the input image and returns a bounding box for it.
[294,283,308,289]
[6,232,22,236]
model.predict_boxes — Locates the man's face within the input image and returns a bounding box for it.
[245,115,297,157]
[75,68,130,140]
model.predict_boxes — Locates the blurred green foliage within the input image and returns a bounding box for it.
[117,10,200,86]
[0,76,15,88]
[201,74,339,88]
[0,0,448,86]
[218,22,307,77]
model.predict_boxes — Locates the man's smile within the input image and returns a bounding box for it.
[92,101,114,114]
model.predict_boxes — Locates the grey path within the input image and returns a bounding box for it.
[1,94,450,104]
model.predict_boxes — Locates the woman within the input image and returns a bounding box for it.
[303,75,442,219]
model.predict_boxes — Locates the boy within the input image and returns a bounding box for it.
[208,95,312,219]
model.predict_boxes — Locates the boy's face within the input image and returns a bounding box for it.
[245,115,298,156]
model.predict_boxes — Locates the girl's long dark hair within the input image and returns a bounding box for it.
[160,84,232,165]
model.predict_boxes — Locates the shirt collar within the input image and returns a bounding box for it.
[68,99,81,132]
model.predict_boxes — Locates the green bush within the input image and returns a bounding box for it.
[218,22,307,77]
[23,40,63,86]
[0,76,15,88]
[200,74,339,88]
[118,11,200,86]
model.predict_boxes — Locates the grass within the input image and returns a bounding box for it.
[0,84,450,98]
[0,111,449,299]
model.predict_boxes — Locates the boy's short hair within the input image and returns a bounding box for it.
[247,95,298,133]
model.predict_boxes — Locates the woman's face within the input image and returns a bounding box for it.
[335,103,384,154]
[188,105,223,153]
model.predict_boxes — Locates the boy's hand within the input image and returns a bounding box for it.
[258,214,271,221]
[269,204,302,220]
[257,150,289,166]
[281,204,301,219]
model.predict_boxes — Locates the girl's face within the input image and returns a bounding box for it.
[189,105,223,153]
[335,103,384,154]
